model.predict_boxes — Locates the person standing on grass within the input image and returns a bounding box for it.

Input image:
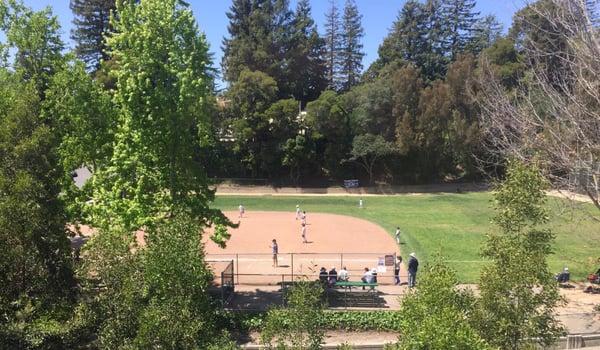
[395,227,401,244]
[295,204,301,220]
[408,252,419,288]
[271,239,278,267]
[359,198,364,208]
[394,255,403,285]
[238,204,245,218]
[301,223,307,243]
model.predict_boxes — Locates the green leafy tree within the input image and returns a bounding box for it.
[283,135,315,185]
[4,2,65,96]
[42,59,116,220]
[476,160,564,349]
[306,90,352,179]
[70,0,116,71]
[394,258,491,350]
[88,0,231,241]
[84,214,231,349]
[226,69,278,177]
[477,37,524,89]
[339,0,364,91]
[348,133,395,185]
[261,281,325,350]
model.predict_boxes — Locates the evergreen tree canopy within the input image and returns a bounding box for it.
[339,0,364,91]
[70,0,116,71]
[441,0,480,59]
[324,0,342,90]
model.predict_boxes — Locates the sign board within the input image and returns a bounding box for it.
[385,254,395,266]
[343,179,359,188]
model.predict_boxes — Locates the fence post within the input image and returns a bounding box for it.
[341,253,343,269]
[221,271,225,306]
[291,253,294,282]
[236,254,239,285]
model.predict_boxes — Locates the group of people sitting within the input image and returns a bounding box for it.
[318,266,377,287]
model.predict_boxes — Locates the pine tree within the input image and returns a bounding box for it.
[441,0,480,59]
[378,0,427,67]
[324,0,342,90]
[421,0,449,81]
[288,0,327,104]
[339,0,364,91]
[70,0,115,71]
[468,14,503,54]
[221,0,294,98]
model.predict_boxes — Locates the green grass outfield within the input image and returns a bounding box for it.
[213,192,600,283]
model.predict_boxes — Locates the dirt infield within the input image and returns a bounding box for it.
[204,211,401,285]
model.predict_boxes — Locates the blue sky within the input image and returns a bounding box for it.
[26,1,524,88]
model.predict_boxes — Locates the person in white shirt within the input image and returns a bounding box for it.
[395,227,401,244]
[301,223,307,243]
[338,266,349,281]
[359,198,364,208]
[295,204,301,220]
[361,267,373,283]
[238,204,245,218]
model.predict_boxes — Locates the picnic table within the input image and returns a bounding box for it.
[333,281,378,307]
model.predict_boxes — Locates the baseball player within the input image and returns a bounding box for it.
[301,211,307,225]
[301,223,307,243]
[238,204,245,218]
[395,227,401,244]
[295,204,301,220]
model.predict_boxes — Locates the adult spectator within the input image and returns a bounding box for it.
[338,266,349,282]
[394,255,403,285]
[407,252,419,288]
[361,267,373,283]
[555,267,570,283]
[319,267,328,286]
[328,267,338,286]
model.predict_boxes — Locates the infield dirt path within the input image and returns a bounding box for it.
[204,211,402,285]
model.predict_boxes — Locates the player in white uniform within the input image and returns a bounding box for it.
[295,204,301,220]
[238,204,245,218]
[395,227,401,244]
[301,223,307,243]
[301,211,307,225]
[359,198,364,208]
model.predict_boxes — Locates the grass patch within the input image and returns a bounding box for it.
[213,193,600,283]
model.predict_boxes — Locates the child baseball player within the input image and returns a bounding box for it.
[301,223,307,243]
[238,204,245,218]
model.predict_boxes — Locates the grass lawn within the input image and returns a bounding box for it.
[213,192,600,283]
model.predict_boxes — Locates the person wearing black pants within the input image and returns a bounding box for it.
[407,253,419,288]
[394,255,403,285]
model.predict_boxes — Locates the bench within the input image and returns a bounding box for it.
[332,281,379,307]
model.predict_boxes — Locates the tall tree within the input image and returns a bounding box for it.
[468,14,503,54]
[377,0,427,68]
[441,0,480,59]
[0,2,74,345]
[339,0,364,91]
[288,0,327,104]
[4,3,65,96]
[476,161,563,349]
[421,0,449,80]
[89,0,231,240]
[70,0,116,71]
[221,0,294,98]
[324,0,342,90]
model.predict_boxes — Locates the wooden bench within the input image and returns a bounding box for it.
[331,281,379,307]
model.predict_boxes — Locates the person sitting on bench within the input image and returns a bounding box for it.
[328,267,338,287]
[319,267,328,286]
[361,267,374,283]
[338,266,349,282]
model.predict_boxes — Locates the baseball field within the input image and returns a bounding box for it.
[211,192,600,283]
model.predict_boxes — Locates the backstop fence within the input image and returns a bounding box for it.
[206,252,397,285]
[207,260,235,304]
